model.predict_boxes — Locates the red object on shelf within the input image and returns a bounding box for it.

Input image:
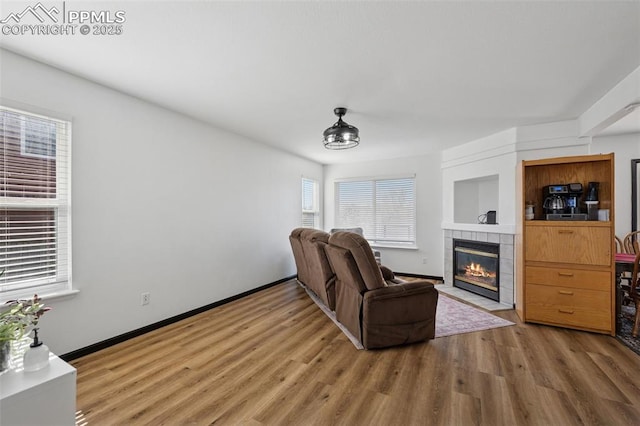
[616,253,636,263]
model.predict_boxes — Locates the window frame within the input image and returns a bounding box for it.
[1,106,72,302]
[334,174,417,249]
[301,177,320,229]
[19,116,57,160]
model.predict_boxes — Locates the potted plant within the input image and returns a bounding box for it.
[0,294,50,372]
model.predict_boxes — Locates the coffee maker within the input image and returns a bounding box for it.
[543,183,588,220]
[585,181,599,220]
[566,183,584,215]
[543,184,568,216]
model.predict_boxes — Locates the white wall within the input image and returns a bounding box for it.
[453,176,498,224]
[441,129,519,229]
[591,132,640,237]
[0,49,323,354]
[324,154,443,276]
[443,153,518,227]
[453,180,481,223]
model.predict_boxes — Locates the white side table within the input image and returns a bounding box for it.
[0,354,77,426]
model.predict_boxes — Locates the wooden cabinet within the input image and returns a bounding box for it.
[517,154,615,335]
[525,224,611,266]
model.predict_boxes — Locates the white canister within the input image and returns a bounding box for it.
[597,209,609,221]
[525,203,535,220]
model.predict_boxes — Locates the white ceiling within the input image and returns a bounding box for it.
[1,1,639,164]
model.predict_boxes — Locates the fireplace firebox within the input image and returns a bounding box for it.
[453,239,500,301]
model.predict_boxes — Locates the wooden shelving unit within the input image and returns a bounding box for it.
[517,153,615,335]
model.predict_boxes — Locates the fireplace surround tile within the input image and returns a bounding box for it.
[475,232,488,242]
[443,227,514,310]
[500,244,514,260]
[487,233,500,243]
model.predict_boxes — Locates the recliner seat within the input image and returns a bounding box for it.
[325,231,439,349]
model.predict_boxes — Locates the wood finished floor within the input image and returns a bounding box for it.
[71,280,640,425]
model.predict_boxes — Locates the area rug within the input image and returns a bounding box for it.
[617,305,640,356]
[435,294,514,337]
[300,283,514,349]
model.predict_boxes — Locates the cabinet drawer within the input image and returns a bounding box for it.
[526,266,611,291]
[525,284,611,331]
[525,226,611,266]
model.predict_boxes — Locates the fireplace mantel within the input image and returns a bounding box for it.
[442,222,516,234]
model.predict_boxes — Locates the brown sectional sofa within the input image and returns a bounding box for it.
[289,228,439,349]
[289,228,336,310]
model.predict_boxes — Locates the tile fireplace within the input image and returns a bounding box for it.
[443,229,514,310]
[453,239,500,301]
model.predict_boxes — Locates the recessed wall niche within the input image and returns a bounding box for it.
[454,175,499,224]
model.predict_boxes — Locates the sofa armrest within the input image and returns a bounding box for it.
[363,281,438,325]
[379,265,395,281]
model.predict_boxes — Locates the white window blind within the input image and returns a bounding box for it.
[302,178,319,228]
[0,107,71,301]
[335,176,416,246]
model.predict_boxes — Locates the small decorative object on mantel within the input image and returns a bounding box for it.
[0,293,51,373]
[23,327,50,372]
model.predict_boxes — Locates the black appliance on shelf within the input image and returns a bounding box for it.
[542,183,588,221]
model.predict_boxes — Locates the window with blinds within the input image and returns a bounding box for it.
[335,176,416,246]
[1,107,71,301]
[302,178,319,228]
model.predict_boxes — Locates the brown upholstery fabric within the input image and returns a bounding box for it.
[289,228,309,286]
[379,265,395,281]
[363,283,438,348]
[330,227,382,264]
[325,244,366,341]
[298,229,336,310]
[327,231,439,349]
[327,231,385,290]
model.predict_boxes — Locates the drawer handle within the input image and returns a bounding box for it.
[558,272,574,277]
[558,230,574,234]
[558,290,574,295]
[558,309,575,314]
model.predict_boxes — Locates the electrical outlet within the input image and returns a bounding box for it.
[141,292,150,306]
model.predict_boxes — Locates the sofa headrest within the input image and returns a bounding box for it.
[308,230,330,243]
[290,228,307,239]
[330,227,364,236]
[328,231,385,290]
[299,228,317,240]
[324,244,367,294]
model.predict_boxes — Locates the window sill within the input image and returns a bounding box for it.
[38,289,80,302]
[1,289,79,305]
[370,244,418,250]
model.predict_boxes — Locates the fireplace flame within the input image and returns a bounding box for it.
[465,263,496,279]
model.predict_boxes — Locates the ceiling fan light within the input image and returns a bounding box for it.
[323,107,360,150]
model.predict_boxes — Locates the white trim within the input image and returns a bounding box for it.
[333,173,415,183]
[370,243,418,250]
[441,222,516,234]
[0,98,73,123]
